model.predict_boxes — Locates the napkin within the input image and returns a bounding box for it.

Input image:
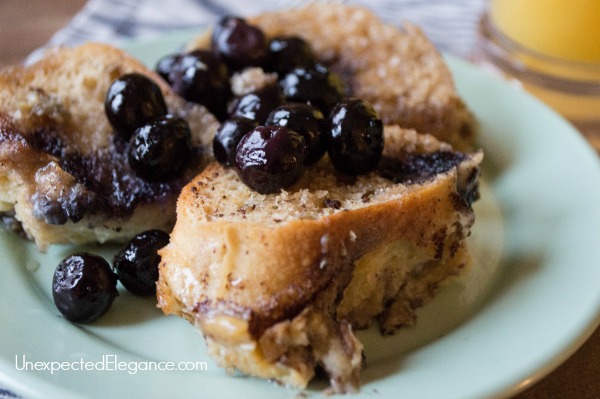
[0,389,18,399]
[28,0,486,63]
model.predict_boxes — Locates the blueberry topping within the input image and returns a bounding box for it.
[105,73,168,139]
[377,151,477,205]
[327,98,384,175]
[323,198,342,209]
[113,230,170,296]
[128,114,193,181]
[234,126,306,194]
[279,64,344,115]
[268,36,316,75]
[28,127,64,158]
[265,103,325,165]
[32,187,99,225]
[211,16,270,70]
[213,117,258,166]
[228,84,285,124]
[52,253,118,323]
[164,50,230,120]
[155,53,181,82]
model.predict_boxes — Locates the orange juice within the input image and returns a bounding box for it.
[491,0,600,63]
[475,0,600,151]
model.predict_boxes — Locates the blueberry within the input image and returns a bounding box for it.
[32,186,99,225]
[128,114,193,181]
[279,64,344,115]
[234,126,306,194]
[213,117,259,166]
[155,53,181,82]
[228,84,284,124]
[327,98,384,175]
[165,50,230,120]
[52,253,118,323]
[265,103,325,165]
[105,73,168,139]
[268,36,316,75]
[113,230,170,296]
[211,16,270,70]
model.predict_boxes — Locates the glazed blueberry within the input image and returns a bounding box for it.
[211,16,270,70]
[234,126,306,194]
[52,253,118,323]
[265,103,325,165]
[228,84,285,124]
[213,117,259,166]
[327,98,384,175]
[113,230,170,296]
[32,187,99,226]
[128,114,193,181]
[105,73,168,139]
[165,50,230,120]
[268,36,316,75]
[279,64,344,115]
[155,53,181,82]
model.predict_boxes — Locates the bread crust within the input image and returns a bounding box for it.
[160,161,474,329]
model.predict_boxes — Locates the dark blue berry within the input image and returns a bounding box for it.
[211,16,270,70]
[213,117,259,166]
[228,84,285,124]
[105,73,168,139]
[265,103,325,165]
[327,98,384,175]
[268,36,316,75]
[128,114,192,181]
[279,64,344,115]
[165,50,230,120]
[155,53,180,82]
[113,230,170,296]
[52,253,118,323]
[234,126,306,194]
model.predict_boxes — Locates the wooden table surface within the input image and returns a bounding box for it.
[1,1,599,398]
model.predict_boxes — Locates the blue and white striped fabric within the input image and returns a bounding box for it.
[0,389,18,399]
[8,1,486,398]
[30,0,486,62]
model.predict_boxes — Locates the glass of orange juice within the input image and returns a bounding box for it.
[474,0,600,151]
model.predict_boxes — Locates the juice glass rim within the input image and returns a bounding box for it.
[478,12,600,95]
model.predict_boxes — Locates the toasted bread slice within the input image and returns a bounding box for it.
[0,43,219,250]
[157,126,483,392]
[188,3,475,149]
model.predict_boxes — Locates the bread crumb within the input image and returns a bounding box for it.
[230,67,277,96]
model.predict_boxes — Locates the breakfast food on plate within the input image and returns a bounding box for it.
[158,126,483,392]
[113,229,171,296]
[53,252,118,323]
[0,0,482,392]
[0,43,219,250]
[154,3,483,393]
[52,228,170,324]
[187,2,476,150]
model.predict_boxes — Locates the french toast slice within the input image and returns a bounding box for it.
[157,126,483,392]
[188,2,475,150]
[0,43,219,250]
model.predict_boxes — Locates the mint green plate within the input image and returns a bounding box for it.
[1,31,599,399]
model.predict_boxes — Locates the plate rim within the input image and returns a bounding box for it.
[1,30,600,399]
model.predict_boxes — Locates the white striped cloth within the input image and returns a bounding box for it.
[28,0,486,63]
[0,389,18,399]
[6,1,486,398]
